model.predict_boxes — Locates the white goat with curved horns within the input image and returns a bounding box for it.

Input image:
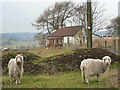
[8,54,24,84]
[80,56,111,84]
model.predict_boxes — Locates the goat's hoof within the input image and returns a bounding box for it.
[97,80,100,82]
[18,81,21,84]
[15,81,18,84]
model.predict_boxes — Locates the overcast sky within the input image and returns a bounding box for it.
[0,0,119,33]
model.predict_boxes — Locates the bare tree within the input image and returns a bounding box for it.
[69,1,106,45]
[106,16,120,54]
[32,1,107,45]
[107,16,120,36]
[32,1,75,34]
[34,32,47,46]
[72,2,107,34]
[71,2,87,28]
[33,2,106,34]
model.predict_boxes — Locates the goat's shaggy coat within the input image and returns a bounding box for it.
[8,54,24,84]
[80,56,111,84]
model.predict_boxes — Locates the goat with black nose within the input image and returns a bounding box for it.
[8,54,24,84]
[80,56,111,84]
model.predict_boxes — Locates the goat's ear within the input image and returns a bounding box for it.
[109,58,111,63]
[23,55,27,58]
[15,56,17,60]
[103,59,106,63]
[102,57,106,63]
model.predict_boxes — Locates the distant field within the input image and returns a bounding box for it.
[1,41,39,50]
[1,33,39,50]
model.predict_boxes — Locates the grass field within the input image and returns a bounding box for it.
[28,47,74,58]
[2,67,118,88]
[1,47,119,88]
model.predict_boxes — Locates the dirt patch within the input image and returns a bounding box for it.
[2,48,119,75]
[42,48,118,72]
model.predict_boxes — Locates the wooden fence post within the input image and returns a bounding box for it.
[113,40,116,53]
[105,40,107,49]
[28,46,29,50]
[17,46,19,50]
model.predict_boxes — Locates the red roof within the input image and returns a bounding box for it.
[48,26,83,37]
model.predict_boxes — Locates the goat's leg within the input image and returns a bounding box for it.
[85,75,89,84]
[15,79,20,84]
[83,73,85,84]
[9,75,12,83]
[16,75,21,84]
[18,80,20,84]
[86,80,89,84]
[96,74,100,82]
[15,75,18,84]
[18,76,21,84]
[15,80,18,84]
[15,78,20,84]
[15,77,18,84]
[81,67,86,84]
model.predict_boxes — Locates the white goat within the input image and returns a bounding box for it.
[80,56,111,84]
[8,54,24,84]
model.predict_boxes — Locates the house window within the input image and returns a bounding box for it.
[49,39,54,44]
[56,38,59,44]
[49,40,52,44]
[59,38,62,44]
[52,39,54,44]
[67,37,70,43]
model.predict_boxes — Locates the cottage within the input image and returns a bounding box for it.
[47,26,86,47]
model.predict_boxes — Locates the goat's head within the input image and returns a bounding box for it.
[15,54,24,65]
[102,56,111,65]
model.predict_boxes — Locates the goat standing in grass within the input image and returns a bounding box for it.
[8,54,24,84]
[80,56,111,84]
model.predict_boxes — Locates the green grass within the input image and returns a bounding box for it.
[2,47,119,88]
[110,62,120,68]
[2,67,118,88]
